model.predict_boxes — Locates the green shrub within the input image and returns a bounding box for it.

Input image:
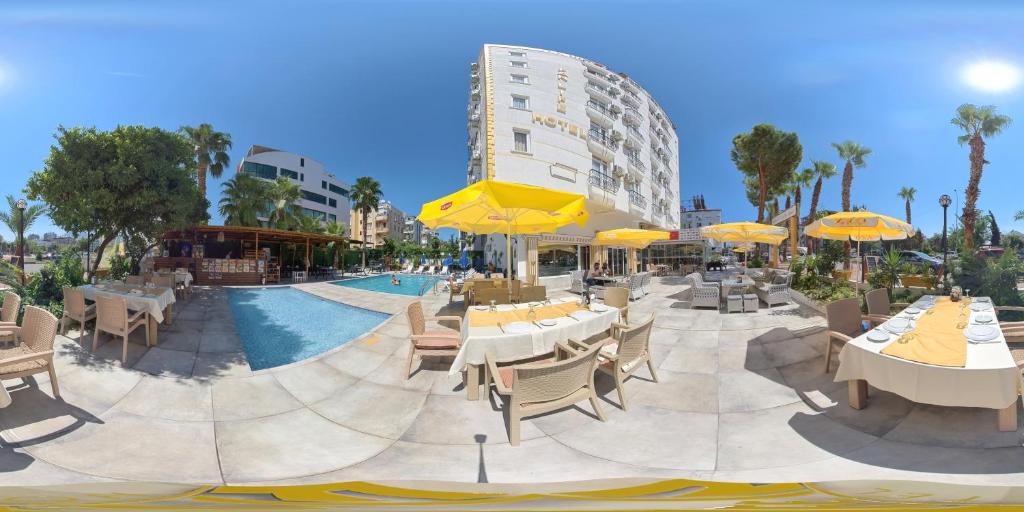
[15,247,86,320]
[954,253,1024,322]
[107,254,132,281]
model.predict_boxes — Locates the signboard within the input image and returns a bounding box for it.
[539,234,593,245]
[772,206,796,226]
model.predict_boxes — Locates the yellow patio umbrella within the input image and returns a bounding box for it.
[417,180,589,278]
[700,222,789,245]
[594,228,671,275]
[805,211,914,282]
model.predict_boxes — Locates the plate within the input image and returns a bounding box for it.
[539,319,558,327]
[969,302,992,312]
[884,318,912,334]
[590,304,609,312]
[974,313,994,324]
[503,321,535,334]
[904,307,921,315]
[965,324,999,341]
[473,306,488,311]
[866,329,890,342]
[570,311,599,321]
[974,296,992,303]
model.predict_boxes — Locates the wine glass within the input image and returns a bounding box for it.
[489,300,497,313]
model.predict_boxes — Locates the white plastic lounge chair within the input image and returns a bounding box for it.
[437,265,449,275]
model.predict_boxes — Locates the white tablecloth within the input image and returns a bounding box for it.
[835,297,1022,410]
[79,284,176,324]
[448,297,618,376]
[174,271,193,287]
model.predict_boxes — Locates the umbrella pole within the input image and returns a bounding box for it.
[506,224,514,302]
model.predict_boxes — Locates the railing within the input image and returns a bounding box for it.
[623,107,643,126]
[628,189,647,209]
[626,125,645,142]
[588,129,614,148]
[589,169,618,193]
[626,152,646,172]
[585,83,618,100]
[586,100,615,118]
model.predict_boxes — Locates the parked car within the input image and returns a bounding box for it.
[976,246,1005,260]
[898,250,943,272]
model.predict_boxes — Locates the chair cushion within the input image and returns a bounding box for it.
[497,357,557,388]
[773,274,788,285]
[413,335,460,349]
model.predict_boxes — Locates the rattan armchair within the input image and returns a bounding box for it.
[60,287,96,340]
[518,285,547,303]
[93,294,151,363]
[474,287,511,306]
[824,297,871,373]
[572,313,658,411]
[602,286,630,325]
[685,273,720,309]
[405,301,462,379]
[863,288,910,327]
[0,291,21,328]
[485,340,606,445]
[0,305,61,398]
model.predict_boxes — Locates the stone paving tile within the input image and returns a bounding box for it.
[631,369,719,413]
[215,408,393,483]
[133,346,197,377]
[660,345,718,375]
[882,402,1024,449]
[192,351,252,380]
[310,380,427,440]
[320,345,389,379]
[111,376,213,422]
[401,394,546,446]
[211,374,304,421]
[271,360,358,405]
[197,330,243,353]
[717,368,802,413]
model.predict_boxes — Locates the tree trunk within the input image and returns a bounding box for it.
[905,200,912,224]
[756,159,767,223]
[841,161,853,212]
[361,208,368,268]
[784,195,791,211]
[808,177,822,226]
[89,232,117,279]
[962,134,985,253]
[197,162,208,223]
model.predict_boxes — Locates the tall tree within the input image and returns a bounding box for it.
[897,186,917,224]
[804,160,836,227]
[831,140,871,212]
[324,221,347,272]
[0,196,46,270]
[350,176,383,268]
[27,125,204,276]
[266,177,302,229]
[989,210,1001,247]
[730,124,803,222]
[218,173,267,227]
[951,103,1011,252]
[180,123,232,212]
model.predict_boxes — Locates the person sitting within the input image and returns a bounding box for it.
[391,274,401,286]
[592,262,602,277]
[601,262,610,276]
[486,262,496,278]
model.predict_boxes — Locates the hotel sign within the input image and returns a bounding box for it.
[556,67,568,113]
[532,113,587,140]
[540,233,593,245]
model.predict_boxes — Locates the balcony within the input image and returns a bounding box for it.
[621,91,642,109]
[589,168,619,194]
[585,100,616,128]
[628,189,647,211]
[623,107,643,127]
[624,126,645,149]
[470,146,481,161]
[626,151,646,174]
[585,68,614,87]
[587,129,617,161]
[585,83,618,104]
[471,86,481,100]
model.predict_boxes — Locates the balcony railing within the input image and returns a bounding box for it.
[589,169,619,193]
[626,152,646,172]
[588,129,615,149]
[623,107,643,127]
[628,189,647,209]
[586,100,615,118]
[585,83,618,103]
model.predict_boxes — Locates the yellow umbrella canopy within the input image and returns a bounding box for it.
[418,180,588,277]
[804,211,914,242]
[593,228,671,250]
[700,222,789,245]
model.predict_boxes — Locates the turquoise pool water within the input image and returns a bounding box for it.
[331,274,443,296]
[227,287,389,370]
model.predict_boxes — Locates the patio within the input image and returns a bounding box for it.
[2,277,1024,487]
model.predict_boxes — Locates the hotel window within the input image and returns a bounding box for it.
[328,214,337,223]
[511,95,529,110]
[328,198,337,208]
[592,158,609,174]
[242,161,277,180]
[509,51,526,57]
[510,74,529,85]
[300,158,305,167]
[279,168,299,180]
[328,183,348,197]
[513,130,529,153]
[321,180,327,190]
[301,190,328,205]
[510,61,527,68]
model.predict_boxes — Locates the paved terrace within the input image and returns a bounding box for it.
[2,277,1024,486]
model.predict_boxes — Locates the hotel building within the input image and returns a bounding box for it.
[466,44,685,283]
[238,145,351,228]
[403,216,424,245]
[350,200,406,248]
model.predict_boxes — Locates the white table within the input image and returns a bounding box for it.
[451,297,618,400]
[292,271,307,283]
[835,297,1022,431]
[79,284,177,344]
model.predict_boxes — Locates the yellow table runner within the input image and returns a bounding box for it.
[469,302,584,327]
[880,297,969,368]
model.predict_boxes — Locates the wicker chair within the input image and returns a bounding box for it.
[486,340,606,445]
[603,286,630,325]
[753,271,792,308]
[0,291,21,328]
[60,287,96,340]
[405,301,461,379]
[640,272,652,296]
[568,270,586,294]
[863,288,910,327]
[150,275,177,301]
[125,275,145,286]
[518,285,547,303]
[824,297,871,373]
[93,294,151,363]
[0,305,61,398]
[686,273,720,309]
[508,279,522,303]
[626,273,645,301]
[474,287,511,306]
[996,306,1024,338]
[572,313,658,411]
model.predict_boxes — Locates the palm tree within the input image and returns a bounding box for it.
[0,196,46,273]
[324,221,347,273]
[266,177,302,229]
[350,176,383,268]
[180,124,232,209]
[831,141,871,212]
[951,103,1012,252]
[218,174,267,227]
[295,214,325,234]
[804,160,836,228]
[897,186,917,224]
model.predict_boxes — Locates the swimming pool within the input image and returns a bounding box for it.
[227,287,390,370]
[331,274,443,296]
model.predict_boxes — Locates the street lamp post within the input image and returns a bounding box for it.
[15,199,26,284]
[939,194,951,283]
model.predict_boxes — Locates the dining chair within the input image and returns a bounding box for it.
[863,288,909,327]
[0,306,61,399]
[405,301,462,379]
[572,313,657,411]
[125,275,145,286]
[93,294,151,363]
[0,291,22,328]
[474,287,511,306]
[60,287,96,340]
[824,297,871,373]
[602,286,630,325]
[519,285,547,303]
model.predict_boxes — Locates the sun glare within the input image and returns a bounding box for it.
[962,60,1021,92]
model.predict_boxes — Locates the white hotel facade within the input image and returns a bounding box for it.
[238,145,352,229]
[467,44,685,281]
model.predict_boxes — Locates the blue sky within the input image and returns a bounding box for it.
[1,0,1023,242]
